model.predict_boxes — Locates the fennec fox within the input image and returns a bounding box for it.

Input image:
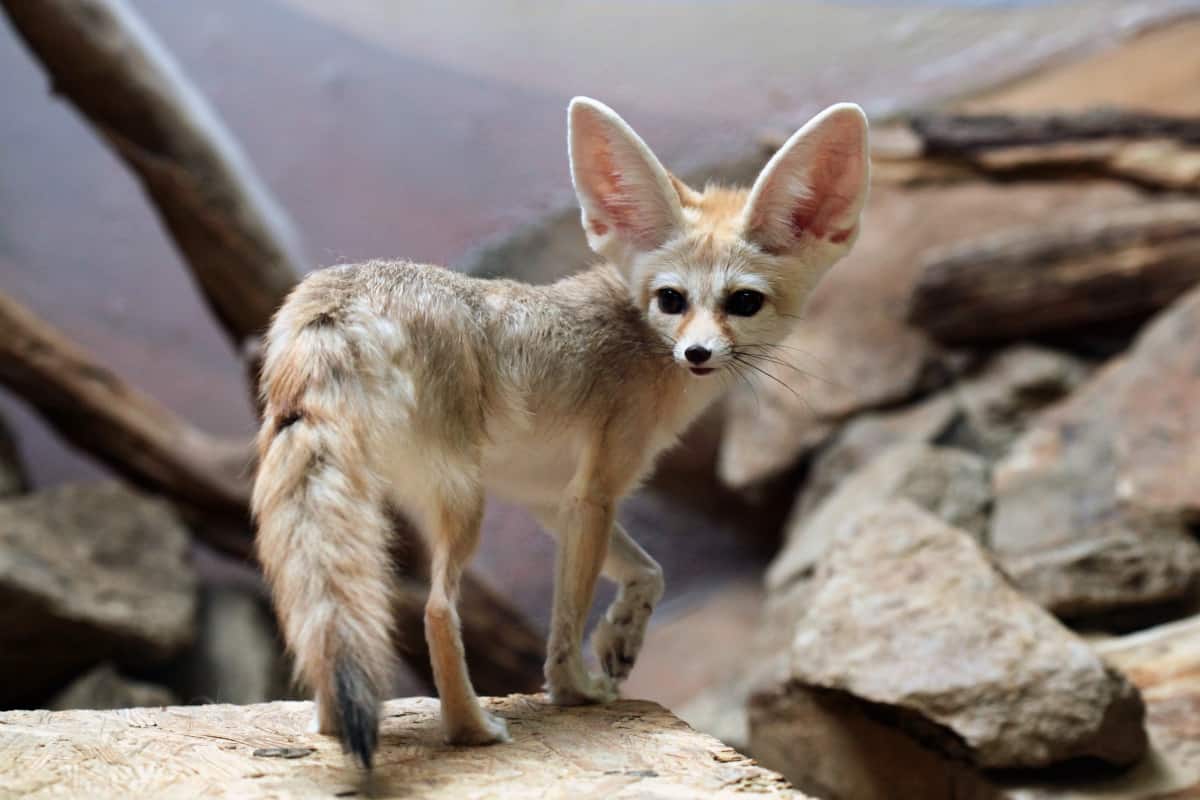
[252,97,869,767]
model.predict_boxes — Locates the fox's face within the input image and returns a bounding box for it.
[568,98,869,378]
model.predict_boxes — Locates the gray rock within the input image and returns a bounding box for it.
[50,663,176,710]
[0,482,196,706]
[0,413,28,498]
[999,614,1200,799]
[748,503,1152,796]
[952,345,1091,460]
[768,443,991,592]
[791,391,961,524]
[166,584,289,705]
[992,289,1200,623]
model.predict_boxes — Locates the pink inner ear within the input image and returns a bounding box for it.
[781,117,866,244]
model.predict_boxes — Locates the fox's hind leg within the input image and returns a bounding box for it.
[591,523,664,683]
[423,488,510,745]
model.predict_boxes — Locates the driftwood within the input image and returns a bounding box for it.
[0,290,251,524]
[906,201,1200,345]
[0,697,803,798]
[869,109,1200,192]
[0,0,306,351]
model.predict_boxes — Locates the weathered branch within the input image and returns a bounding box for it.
[0,0,306,349]
[0,290,252,524]
[909,109,1200,153]
[907,202,1200,345]
[870,109,1200,192]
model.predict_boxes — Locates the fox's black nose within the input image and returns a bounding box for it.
[684,346,711,364]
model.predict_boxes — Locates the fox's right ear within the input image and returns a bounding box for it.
[568,97,685,270]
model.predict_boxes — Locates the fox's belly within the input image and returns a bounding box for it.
[480,424,581,516]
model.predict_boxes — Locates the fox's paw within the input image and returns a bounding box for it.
[592,615,646,683]
[446,710,510,746]
[547,671,618,706]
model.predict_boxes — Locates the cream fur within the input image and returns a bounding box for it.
[251,97,870,762]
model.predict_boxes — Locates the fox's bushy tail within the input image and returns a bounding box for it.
[252,305,396,769]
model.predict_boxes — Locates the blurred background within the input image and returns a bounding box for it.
[3,1,1200,797]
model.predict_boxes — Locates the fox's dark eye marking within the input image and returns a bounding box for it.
[655,288,687,315]
[725,289,765,317]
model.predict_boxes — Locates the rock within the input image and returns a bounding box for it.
[751,501,1147,798]
[767,443,991,592]
[992,288,1200,623]
[0,413,28,498]
[790,391,961,525]
[0,482,196,707]
[1000,614,1200,798]
[0,696,807,799]
[165,584,289,705]
[718,180,1142,489]
[49,663,176,710]
[950,345,1091,460]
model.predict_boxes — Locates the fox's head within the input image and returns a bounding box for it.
[568,97,869,377]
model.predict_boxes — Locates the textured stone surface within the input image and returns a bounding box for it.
[166,585,289,706]
[0,413,28,499]
[951,345,1091,460]
[768,443,991,592]
[0,482,196,706]
[0,696,806,799]
[49,663,176,711]
[756,501,1146,784]
[993,289,1200,622]
[718,180,1141,488]
[1002,615,1200,799]
[790,391,961,525]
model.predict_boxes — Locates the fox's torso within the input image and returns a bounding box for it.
[263,259,722,517]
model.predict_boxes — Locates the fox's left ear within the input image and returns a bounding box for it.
[568,97,685,270]
[742,103,870,257]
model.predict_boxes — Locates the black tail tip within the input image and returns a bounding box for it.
[335,660,380,770]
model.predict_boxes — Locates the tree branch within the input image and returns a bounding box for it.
[0,289,252,525]
[0,0,306,349]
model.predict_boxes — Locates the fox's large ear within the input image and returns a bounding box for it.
[742,103,870,257]
[568,97,685,269]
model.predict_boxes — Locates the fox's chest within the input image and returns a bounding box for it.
[480,421,583,516]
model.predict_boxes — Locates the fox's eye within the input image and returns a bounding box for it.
[726,289,765,317]
[656,288,687,315]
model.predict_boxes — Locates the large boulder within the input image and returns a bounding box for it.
[767,443,991,593]
[992,287,1200,624]
[1000,614,1200,798]
[751,502,1147,799]
[0,482,196,706]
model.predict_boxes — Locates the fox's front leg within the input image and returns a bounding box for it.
[545,445,618,705]
[592,523,664,683]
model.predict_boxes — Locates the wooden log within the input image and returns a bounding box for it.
[906,201,1200,345]
[908,109,1200,153]
[869,110,1200,192]
[0,289,252,525]
[0,0,306,351]
[0,696,805,798]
